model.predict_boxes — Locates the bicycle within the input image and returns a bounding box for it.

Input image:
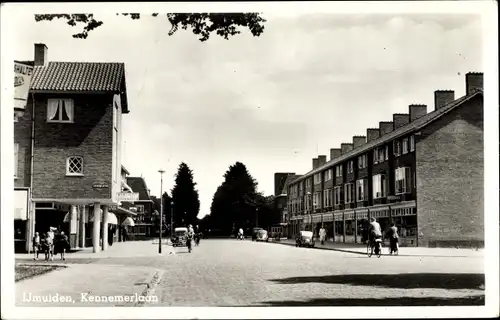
[367,238,382,258]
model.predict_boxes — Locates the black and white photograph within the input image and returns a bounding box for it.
[1,1,498,319]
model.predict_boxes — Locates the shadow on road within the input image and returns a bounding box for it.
[250,295,485,306]
[269,273,485,290]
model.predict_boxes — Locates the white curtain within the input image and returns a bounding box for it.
[63,99,74,122]
[47,99,59,121]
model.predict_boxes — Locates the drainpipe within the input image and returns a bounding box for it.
[27,93,36,253]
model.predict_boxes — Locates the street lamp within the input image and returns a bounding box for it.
[306,192,312,231]
[158,169,165,254]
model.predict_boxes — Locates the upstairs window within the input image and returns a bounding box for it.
[410,135,415,152]
[347,160,354,174]
[344,183,355,204]
[373,146,388,164]
[47,99,74,123]
[313,192,321,209]
[323,189,332,208]
[334,186,344,206]
[373,174,388,199]
[402,137,409,155]
[395,167,412,194]
[358,154,367,169]
[66,156,83,176]
[394,140,401,157]
[356,179,369,202]
[313,173,322,184]
[324,169,332,181]
[335,165,343,178]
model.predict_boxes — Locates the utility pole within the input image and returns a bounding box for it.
[158,169,165,254]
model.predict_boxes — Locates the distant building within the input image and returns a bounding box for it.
[285,73,484,247]
[126,177,154,239]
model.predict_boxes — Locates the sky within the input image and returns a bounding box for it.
[10,7,483,218]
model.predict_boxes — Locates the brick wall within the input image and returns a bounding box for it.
[416,94,483,247]
[31,93,114,200]
[14,104,33,188]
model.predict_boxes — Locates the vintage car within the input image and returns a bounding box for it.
[255,229,269,242]
[171,227,188,247]
[252,227,263,241]
[296,231,315,248]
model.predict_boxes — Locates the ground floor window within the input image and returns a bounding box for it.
[345,220,355,236]
[393,215,417,237]
[334,220,344,235]
[357,219,369,239]
[323,222,334,240]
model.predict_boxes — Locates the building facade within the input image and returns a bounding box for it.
[14,43,137,253]
[286,73,484,248]
[126,176,155,239]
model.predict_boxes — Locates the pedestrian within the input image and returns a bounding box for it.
[33,232,41,260]
[186,224,195,253]
[386,223,399,254]
[319,226,327,245]
[56,231,69,260]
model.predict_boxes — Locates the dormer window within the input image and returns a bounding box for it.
[47,99,74,123]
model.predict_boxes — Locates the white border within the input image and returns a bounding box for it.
[1,1,498,319]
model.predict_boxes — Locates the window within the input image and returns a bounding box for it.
[66,156,83,176]
[402,138,408,154]
[394,140,401,157]
[356,179,369,202]
[313,192,321,209]
[323,189,332,208]
[347,161,354,174]
[324,169,332,181]
[14,143,19,178]
[344,183,355,204]
[335,165,343,178]
[306,178,311,187]
[410,135,415,152]
[334,186,344,206]
[135,205,145,213]
[372,174,388,199]
[299,182,304,193]
[47,99,74,123]
[314,173,322,184]
[358,154,367,169]
[395,167,412,194]
[385,145,389,160]
[373,146,387,164]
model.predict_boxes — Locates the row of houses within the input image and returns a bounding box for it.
[13,43,157,253]
[274,72,484,248]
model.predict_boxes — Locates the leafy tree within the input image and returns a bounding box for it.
[171,162,200,228]
[34,13,266,41]
[209,162,260,235]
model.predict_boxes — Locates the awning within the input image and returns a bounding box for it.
[110,206,137,217]
[122,217,135,227]
[89,210,118,224]
[121,180,134,193]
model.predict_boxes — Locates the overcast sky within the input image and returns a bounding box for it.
[11,8,483,218]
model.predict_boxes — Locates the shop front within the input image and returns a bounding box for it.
[312,214,322,238]
[344,211,355,243]
[391,201,417,247]
[334,212,343,242]
[14,188,29,253]
[355,209,369,244]
[370,205,391,246]
[322,213,334,242]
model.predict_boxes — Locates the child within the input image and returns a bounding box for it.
[33,232,41,260]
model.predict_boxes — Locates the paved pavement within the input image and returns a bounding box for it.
[15,239,485,307]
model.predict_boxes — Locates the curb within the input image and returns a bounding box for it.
[266,239,479,258]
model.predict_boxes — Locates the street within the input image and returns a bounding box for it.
[15,239,484,307]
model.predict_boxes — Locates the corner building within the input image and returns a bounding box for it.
[286,72,484,248]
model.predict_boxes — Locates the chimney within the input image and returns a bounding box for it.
[379,121,394,135]
[330,148,342,160]
[352,136,367,149]
[312,158,319,170]
[409,104,428,121]
[465,72,483,95]
[34,43,48,66]
[318,155,327,166]
[340,143,354,155]
[393,114,410,129]
[434,90,455,111]
[366,128,380,142]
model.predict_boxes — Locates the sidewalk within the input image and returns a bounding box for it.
[269,239,484,258]
[15,262,160,307]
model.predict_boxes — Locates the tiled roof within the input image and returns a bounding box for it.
[127,177,152,202]
[31,61,125,92]
[292,90,483,183]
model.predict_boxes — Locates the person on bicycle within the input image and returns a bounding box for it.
[368,217,382,246]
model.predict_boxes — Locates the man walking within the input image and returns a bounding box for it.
[319,226,327,245]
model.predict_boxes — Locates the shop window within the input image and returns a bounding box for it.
[66,156,84,176]
[47,99,74,123]
[345,220,355,236]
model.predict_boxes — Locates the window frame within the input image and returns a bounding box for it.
[46,98,75,123]
[372,174,387,199]
[66,156,84,176]
[410,135,415,152]
[402,137,409,155]
[356,178,369,202]
[344,183,355,204]
[395,167,412,195]
[394,140,401,157]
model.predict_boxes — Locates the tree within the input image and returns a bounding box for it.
[171,162,200,227]
[209,162,259,235]
[34,13,266,41]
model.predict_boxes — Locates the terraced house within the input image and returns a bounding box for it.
[287,72,484,248]
[14,43,137,253]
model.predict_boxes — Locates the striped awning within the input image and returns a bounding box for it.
[344,211,355,220]
[323,213,334,222]
[355,209,369,220]
[370,206,390,218]
[312,215,322,223]
[334,212,343,221]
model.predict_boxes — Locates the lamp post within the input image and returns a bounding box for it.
[306,192,312,231]
[170,201,174,240]
[158,169,165,254]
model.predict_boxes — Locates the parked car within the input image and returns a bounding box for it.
[171,227,188,247]
[296,231,315,248]
[252,227,264,241]
[255,229,269,242]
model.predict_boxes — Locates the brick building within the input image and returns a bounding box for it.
[285,72,484,248]
[126,176,155,239]
[14,43,137,253]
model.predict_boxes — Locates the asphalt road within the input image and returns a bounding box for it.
[16,239,485,307]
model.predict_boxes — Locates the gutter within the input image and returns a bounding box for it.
[28,93,36,253]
